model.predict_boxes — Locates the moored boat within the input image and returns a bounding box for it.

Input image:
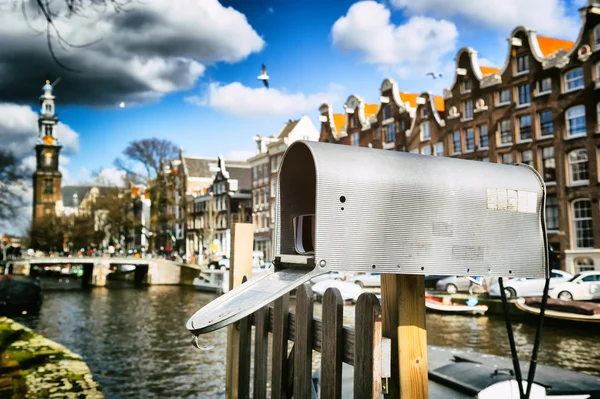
[515,297,600,328]
[425,296,488,316]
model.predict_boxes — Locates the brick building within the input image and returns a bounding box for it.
[318,1,600,274]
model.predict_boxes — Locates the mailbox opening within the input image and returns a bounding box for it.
[276,143,316,266]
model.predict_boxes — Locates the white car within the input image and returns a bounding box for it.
[350,273,381,288]
[310,272,346,284]
[489,269,573,298]
[548,271,600,301]
[312,280,364,303]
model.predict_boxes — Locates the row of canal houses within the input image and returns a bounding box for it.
[318,2,600,275]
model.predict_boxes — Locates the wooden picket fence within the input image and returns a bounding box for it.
[228,283,390,399]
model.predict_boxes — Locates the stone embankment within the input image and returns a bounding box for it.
[0,317,103,399]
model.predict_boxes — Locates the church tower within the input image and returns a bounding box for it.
[32,80,62,223]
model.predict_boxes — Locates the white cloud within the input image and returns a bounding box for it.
[478,57,497,67]
[0,0,265,105]
[0,103,80,160]
[93,168,127,187]
[188,82,343,117]
[331,1,458,76]
[390,0,579,38]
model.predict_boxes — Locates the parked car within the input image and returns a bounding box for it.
[312,280,364,303]
[350,273,380,288]
[489,269,573,298]
[436,276,473,294]
[548,271,600,301]
[208,257,230,270]
[310,272,346,284]
[425,275,447,290]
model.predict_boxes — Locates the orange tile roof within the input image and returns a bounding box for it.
[480,66,501,76]
[364,104,378,119]
[333,113,346,134]
[399,92,419,108]
[536,35,575,57]
[432,96,445,112]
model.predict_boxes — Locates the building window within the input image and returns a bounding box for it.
[568,149,589,185]
[434,142,444,157]
[481,157,489,162]
[461,79,472,93]
[400,119,405,131]
[575,258,595,272]
[253,167,258,181]
[539,110,553,138]
[271,157,278,172]
[596,63,600,83]
[564,68,584,92]
[383,105,392,120]
[498,119,512,145]
[536,77,551,95]
[520,150,533,166]
[572,199,594,248]
[421,146,432,156]
[349,116,357,128]
[518,114,532,141]
[465,128,475,151]
[541,146,556,183]
[500,152,513,164]
[497,89,511,105]
[410,149,419,154]
[516,54,529,74]
[43,178,53,194]
[451,131,461,154]
[373,127,381,140]
[478,124,488,148]
[351,132,359,146]
[421,122,430,141]
[546,196,559,232]
[517,84,530,106]
[386,123,395,143]
[421,107,428,118]
[566,105,586,137]
[462,99,473,120]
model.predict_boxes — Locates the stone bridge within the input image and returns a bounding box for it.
[3,257,201,287]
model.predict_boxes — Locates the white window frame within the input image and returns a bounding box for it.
[500,152,513,164]
[572,199,594,249]
[420,121,431,141]
[465,128,475,152]
[517,114,532,142]
[461,79,472,94]
[568,148,589,186]
[498,119,512,146]
[516,83,531,107]
[462,99,473,121]
[520,150,533,166]
[566,105,586,138]
[538,110,554,139]
[536,77,552,96]
[496,89,511,106]
[563,67,584,93]
[514,53,529,76]
[540,146,556,184]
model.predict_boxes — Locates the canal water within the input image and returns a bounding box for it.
[13,286,600,398]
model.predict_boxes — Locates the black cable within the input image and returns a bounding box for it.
[499,277,525,399]
[524,277,550,398]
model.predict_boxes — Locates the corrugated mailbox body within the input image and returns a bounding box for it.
[275,141,548,279]
[186,141,548,335]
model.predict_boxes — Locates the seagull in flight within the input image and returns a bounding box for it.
[258,64,269,88]
[426,72,443,79]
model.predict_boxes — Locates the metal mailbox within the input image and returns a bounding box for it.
[187,141,548,335]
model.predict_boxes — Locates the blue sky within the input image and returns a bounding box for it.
[0,0,590,186]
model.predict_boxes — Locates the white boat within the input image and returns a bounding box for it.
[192,269,229,294]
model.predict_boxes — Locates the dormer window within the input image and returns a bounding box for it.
[594,25,600,51]
[515,54,529,75]
[421,107,428,119]
[349,116,357,128]
[462,99,473,120]
[461,79,472,94]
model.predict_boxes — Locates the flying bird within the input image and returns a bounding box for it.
[258,64,269,88]
[426,72,443,79]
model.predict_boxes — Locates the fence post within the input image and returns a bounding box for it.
[225,223,254,399]
[321,288,344,399]
[293,284,314,399]
[382,275,428,398]
[271,293,290,399]
[354,292,383,399]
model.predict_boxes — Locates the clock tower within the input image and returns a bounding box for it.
[32,80,62,223]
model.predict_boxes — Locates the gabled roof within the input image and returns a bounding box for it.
[333,113,346,134]
[227,165,251,191]
[536,35,575,57]
[184,156,247,178]
[399,92,419,108]
[364,104,379,119]
[277,119,300,139]
[480,66,501,76]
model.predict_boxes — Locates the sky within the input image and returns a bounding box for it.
[0,0,590,232]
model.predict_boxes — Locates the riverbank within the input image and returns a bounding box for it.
[0,317,103,398]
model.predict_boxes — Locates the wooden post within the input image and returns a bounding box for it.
[225,223,254,399]
[293,284,314,399]
[320,288,344,399]
[381,274,428,399]
[354,293,383,399]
